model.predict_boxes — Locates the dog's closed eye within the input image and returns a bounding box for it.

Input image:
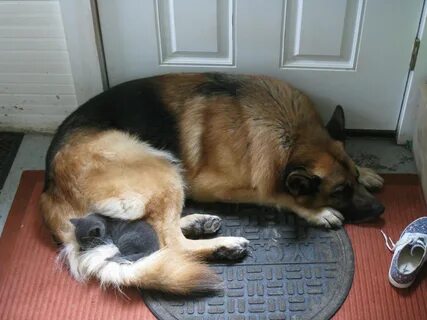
[331,184,351,198]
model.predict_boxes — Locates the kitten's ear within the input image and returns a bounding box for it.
[88,226,102,238]
[69,218,79,227]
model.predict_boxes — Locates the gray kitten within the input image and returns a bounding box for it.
[70,213,159,264]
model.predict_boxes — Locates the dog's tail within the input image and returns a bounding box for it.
[59,243,221,295]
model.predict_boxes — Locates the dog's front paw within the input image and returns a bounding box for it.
[307,207,344,229]
[213,237,249,260]
[357,166,384,191]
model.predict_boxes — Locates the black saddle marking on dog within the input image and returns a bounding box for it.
[195,73,241,97]
[141,202,354,320]
[44,77,180,190]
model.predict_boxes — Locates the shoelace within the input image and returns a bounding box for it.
[381,230,427,255]
[380,230,396,251]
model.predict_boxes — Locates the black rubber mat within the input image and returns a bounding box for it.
[0,132,23,191]
[141,202,354,320]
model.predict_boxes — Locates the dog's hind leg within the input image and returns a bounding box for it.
[170,229,249,260]
[180,214,222,238]
[356,166,384,191]
[76,130,184,221]
[190,236,249,260]
[90,190,146,220]
[84,165,150,221]
[157,218,248,260]
[148,198,249,261]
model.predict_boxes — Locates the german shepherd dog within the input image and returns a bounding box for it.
[40,73,384,294]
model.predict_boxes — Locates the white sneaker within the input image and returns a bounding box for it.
[381,217,427,288]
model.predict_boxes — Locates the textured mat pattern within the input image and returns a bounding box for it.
[0,172,426,320]
[142,204,354,320]
[0,171,155,320]
[0,132,23,191]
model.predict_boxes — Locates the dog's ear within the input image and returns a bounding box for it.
[284,167,321,196]
[326,105,346,142]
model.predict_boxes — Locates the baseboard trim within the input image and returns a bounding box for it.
[345,129,395,138]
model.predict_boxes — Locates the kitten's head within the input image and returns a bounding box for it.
[70,213,107,250]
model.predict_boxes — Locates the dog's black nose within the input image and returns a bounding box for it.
[372,202,385,217]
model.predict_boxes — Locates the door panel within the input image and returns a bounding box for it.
[98,0,423,130]
[157,0,234,65]
[281,0,363,69]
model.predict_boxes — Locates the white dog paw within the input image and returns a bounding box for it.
[308,207,344,229]
[357,166,384,190]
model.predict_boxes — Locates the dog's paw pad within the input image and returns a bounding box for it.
[181,214,222,238]
[213,237,249,260]
[357,167,384,190]
[202,215,222,234]
[309,208,344,229]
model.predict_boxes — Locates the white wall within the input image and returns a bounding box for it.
[0,0,77,132]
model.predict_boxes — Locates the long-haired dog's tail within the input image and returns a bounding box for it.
[59,242,221,295]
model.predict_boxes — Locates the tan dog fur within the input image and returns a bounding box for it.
[40,73,383,293]
[40,129,248,294]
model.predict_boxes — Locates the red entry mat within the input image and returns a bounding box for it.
[334,174,427,320]
[0,171,155,320]
[0,171,426,320]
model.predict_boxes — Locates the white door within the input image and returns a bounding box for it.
[97,0,423,130]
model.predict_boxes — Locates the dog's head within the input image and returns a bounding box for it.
[282,106,384,222]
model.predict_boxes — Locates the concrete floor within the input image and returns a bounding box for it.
[0,134,52,235]
[346,136,416,173]
[0,134,417,236]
